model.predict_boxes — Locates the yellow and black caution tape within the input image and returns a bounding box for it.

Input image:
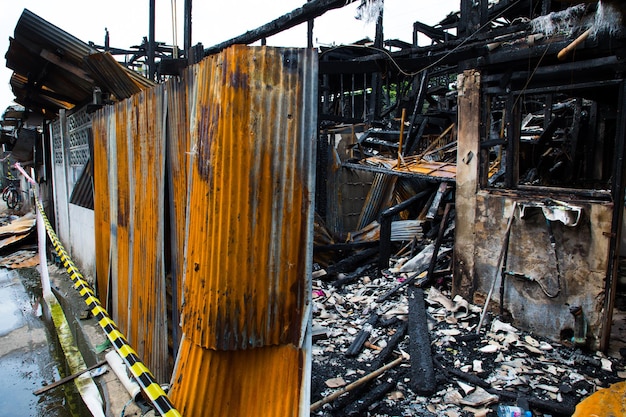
[35,200,182,417]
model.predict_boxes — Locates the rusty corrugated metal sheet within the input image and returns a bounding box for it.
[93,106,111,308]
[164,75,191,353]
[170,337,305,416]
[181,45,317,351]
[7,9,96,112]
[127,86,169,381]
[170,45,317,416]
[93,85,170,382]
[112,99,130,339]
[84,52,155,100]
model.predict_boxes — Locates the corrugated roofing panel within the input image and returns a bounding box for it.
[180,45,317,351]
[92,106,111,308]
[93,85,170,382]
[14,9,94,67]
[126,86,169,381]
[84,52,155,100]
[170,337,305,417]
[164,75,191,353]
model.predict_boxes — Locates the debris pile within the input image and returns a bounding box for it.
[310,252,624,416]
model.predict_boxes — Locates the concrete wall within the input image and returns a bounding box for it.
[468,192,611,349]
[50,109,96,283]
[67,203,96,280]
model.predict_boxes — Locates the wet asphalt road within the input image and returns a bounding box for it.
[0,267,86,417]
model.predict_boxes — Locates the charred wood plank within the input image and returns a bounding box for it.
[413,21,457,43]
[345,313,379,357]
[309,356,404,412]
[204,0,359,55]
[343,380,397,416]
[372,321,408,370]
[425,203,453,286]
[325,247,378,278]
[333,264,372,288]
[408,286,436,395]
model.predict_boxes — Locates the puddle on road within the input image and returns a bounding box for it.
[0,267,91,417]
[0,285,22,334]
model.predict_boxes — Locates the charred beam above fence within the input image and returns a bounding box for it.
[203,0,359,56]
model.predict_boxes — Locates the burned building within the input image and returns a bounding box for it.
[2,0,626,416]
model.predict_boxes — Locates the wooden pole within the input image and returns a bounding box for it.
[33,360,108,396]
[310,356,404,411]
[557,28,591,61]
[398,108,407,167]
[476,201,517,333]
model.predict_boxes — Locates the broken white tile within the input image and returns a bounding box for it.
[462,406,490,417]
[536,384,560,393]
[445,409,461,417]
[539,341,553,351]
[440,328,462,336]
[325,377,346,388]
[457,381,475,395]
[524,335,540,347]
[491,319,518,334]
[443,389,463,405]
[472,360,483,373]
[458,386,499,407]
[478,344,500,353]
[387,390,405,401]
[601,358,613,372]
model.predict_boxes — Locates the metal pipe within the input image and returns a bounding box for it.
[184,0,192,55]
[105,350,142,401]
[148,0,156,80]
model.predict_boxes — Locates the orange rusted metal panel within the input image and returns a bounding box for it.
[181,45,317,351]
[93,85,170,382]
[165,75,191,353]
[126,87,169,381]
[171,45,317,416]
[113,99,131,339]
[92,106,111,307]
[170,337,305,417]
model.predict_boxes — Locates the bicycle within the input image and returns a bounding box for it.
[1,181,20,210]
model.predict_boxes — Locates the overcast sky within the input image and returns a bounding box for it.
[0,0,459,113]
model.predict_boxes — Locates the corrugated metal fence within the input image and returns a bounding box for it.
[92,45,317,415]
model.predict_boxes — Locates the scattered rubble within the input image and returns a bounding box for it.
[310,235,624,416]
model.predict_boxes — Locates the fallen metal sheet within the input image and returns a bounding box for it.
[0,213,36,238]
[0,250,39,269]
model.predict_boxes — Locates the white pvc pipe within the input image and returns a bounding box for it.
[105,350,142,401]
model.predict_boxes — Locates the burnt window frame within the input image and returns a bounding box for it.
[478,79,624,202]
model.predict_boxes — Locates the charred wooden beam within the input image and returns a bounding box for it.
[342,380,396,416]
[413,21,457,43]
[325,247,378,278]
[345,313,379,357]
[204,0,359,56]
[371,321,408,370]
[408,286,436,395]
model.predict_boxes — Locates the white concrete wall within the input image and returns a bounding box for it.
[68,204,96,280]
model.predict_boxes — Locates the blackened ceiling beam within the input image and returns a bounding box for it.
[413,21,457,43]
[203,0,359,56]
